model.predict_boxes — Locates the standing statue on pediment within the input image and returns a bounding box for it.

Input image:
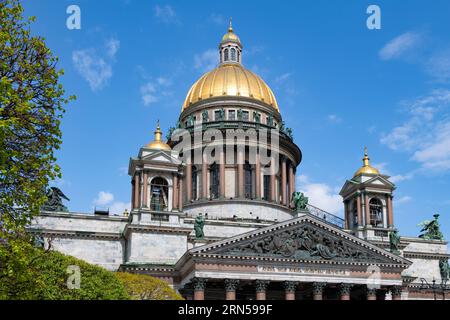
[418,214,444,240]
[41,187,70,212]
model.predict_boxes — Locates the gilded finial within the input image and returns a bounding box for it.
[228,17,233,32]
[154,120,162,142]
[363,146,370,167]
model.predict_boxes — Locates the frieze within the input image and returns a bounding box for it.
[257,266,350,276]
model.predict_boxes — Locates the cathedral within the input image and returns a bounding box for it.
[32,23,449,300]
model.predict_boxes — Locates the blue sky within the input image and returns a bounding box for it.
[22,0,450,240]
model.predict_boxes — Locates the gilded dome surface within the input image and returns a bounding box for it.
[353,147,380,177]
[182,63,279,111]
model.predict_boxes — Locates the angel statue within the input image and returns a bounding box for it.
[440,259,450,281]
[41,187,70,212]
[418,214,444,240]
[194,213,205,239]
[389,229,401,255]
[291,192,308,212]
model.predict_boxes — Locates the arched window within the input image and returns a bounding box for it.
[244,162,252,199]
[352,200,358,228]
[224,49,229,62]
[231,48,236,61]
[369,198,383,226]
[150,177,168,211]
[192,166,198,200]
[210,163,219,199]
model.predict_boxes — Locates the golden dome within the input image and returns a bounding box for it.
[182,63,279,111]
[221,19,241,44]
[353,147,380,177]
[146,121,171,151]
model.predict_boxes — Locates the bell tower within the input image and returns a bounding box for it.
[339,147,396,240]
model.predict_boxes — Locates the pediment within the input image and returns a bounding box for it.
[364,175,394,188]
[191,215,410,266]
[140,149,181,165]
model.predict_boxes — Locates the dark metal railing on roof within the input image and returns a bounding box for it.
[305,203,345,229]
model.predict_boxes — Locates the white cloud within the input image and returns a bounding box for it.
[106,38,120,58]
[327,114,342,124]
[194,49,218,73]
[396,196,412,204]
[390,173,414,183]
[154,5,179,24]
[379,32,422,61]
[274,73,292,84]
[140,76,172,106]
[381,89,450,172]
[92,191,130,216]
[140,82,158,105]
[72,38,120,91]
[426,48,450,82]
[296,175,342,215]
[208,13,226,26]
[93,191,114,206]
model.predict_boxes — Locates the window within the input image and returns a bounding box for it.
[210,163,219,199]
[263,175,270,201]
[231,48,236,61]
[242,111,249,121]
[192,167,198,200]
[244,162,252,199]
[214,110,222,121]
[150,177,168,211]
[369,198,383,226]
[228,110,236,120]
[352,200,358,228]
[224,48,229,62]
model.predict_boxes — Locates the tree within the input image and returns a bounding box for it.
[0,245,130,300]
[116,272,184,300]
[0,0,73,298]
[0,0,73,234]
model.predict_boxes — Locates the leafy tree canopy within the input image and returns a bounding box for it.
[116,272,184,300]
[0,0,74,234]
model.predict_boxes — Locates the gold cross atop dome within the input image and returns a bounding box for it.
[353,146,380,177]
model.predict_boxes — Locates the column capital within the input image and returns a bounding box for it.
[283,281,298,293]
[255,280,270,292]
[224,279,240,292]
[312,282,326,295]
[390,285,402,298]
[192,277,207,291]
[339,283,353,296]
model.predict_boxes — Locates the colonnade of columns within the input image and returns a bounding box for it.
[181,153,296,206]
[189,277,403,300]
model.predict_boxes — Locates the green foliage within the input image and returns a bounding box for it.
[0,0,74,234]
[116,272,184,300]
[0,243,130,300]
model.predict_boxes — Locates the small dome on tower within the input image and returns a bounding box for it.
[353,147,380,177]
[146,121,171,151]
[221,18,241,45]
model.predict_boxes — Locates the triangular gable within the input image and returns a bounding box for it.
[140,149,181,165]
[190,215,410,266]
[339,179,358,196]
[364,175,395,188]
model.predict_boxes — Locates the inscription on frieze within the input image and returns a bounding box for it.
[257,266,350,276]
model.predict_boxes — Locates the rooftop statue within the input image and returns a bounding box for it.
[41,187,70,212]
[389,229,401,255]
[194,213,205,239]
[440,259,450,281]
[202,110,209,122]
[418,214,444,240]
[291,192,308,212]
